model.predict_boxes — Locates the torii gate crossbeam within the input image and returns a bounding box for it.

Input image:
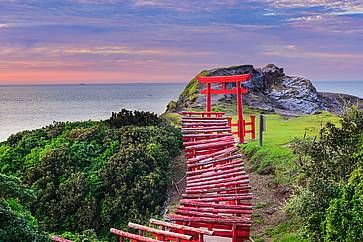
[196,74,255,143]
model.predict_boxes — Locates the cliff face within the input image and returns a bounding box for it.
[170,64,363,115]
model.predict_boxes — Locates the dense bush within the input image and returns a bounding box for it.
[0,110,182,241]
[0,173,49,241]
[324,164,363,241]
[287,107,363,241]
[107,108,161,128]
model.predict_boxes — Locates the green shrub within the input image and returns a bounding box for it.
[288,107,363,240]
[107,109,161,128]
[0,109,182,240]
[324,165,363,241]
[0,173,49,241]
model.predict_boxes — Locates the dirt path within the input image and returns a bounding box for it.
[163,151,290,242]
[162,152,187,218]
[242,154,291,242]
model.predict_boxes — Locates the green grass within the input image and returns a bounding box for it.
[264,220,308,242]
[160,112,182,126]
[245,111,339,146]
[241,111,339,184]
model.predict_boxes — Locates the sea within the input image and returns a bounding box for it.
[0,81,362,142]
[0,83,185,141]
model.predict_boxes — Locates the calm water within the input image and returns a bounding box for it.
[0,83,185,141]
[0,81,362,141]
[312,81,363,98]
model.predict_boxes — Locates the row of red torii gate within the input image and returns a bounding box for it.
[52,73,255,242]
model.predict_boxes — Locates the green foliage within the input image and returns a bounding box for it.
[180,77,199,103]
[292,108,363,182]
[0,109,182,241]
[107,108,161,128]
[0,173,35,202]
[99,143,172,234]
[265,220,307,242]
[56,229,106,242]
[243,142,295,180]
[0,205,50,242]
[0,173,49,241]
[324,164,363,241]
[165,100,177,113]
[241,110,362,240]
[287,107,363,241]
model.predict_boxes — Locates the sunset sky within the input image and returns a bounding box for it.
[0,0,362,84]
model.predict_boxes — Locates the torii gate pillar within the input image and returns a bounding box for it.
[236,79,244,141]
[206,83,212,112]
[197,74,255,143]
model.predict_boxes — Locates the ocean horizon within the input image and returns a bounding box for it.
[0,83,186,141]
[1,81,362,141]
[312,81,363,99]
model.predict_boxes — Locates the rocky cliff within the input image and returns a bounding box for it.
[168,64,362,116]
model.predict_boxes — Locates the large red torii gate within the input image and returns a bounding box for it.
[196,74,255,143]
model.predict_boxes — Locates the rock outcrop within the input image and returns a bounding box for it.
[168,64,362,116]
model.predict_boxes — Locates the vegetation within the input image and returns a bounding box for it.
[165,101,177,113]
[107,109,162,127]
[286,107,363,241]
[0,173,49,241]
[242,108,363,241]
[179,71,207,103]
[163,98,362,241]
[160,112,182,126]
[0,109,182,241]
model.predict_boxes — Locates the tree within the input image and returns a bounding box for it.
[0,173,49,241]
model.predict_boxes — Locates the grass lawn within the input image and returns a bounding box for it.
[241,111,340,184]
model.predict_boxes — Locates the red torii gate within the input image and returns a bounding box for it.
[196,74,255,143]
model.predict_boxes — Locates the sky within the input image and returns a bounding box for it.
[0,0,362,84]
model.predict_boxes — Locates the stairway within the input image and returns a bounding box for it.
[167,111,252,242]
